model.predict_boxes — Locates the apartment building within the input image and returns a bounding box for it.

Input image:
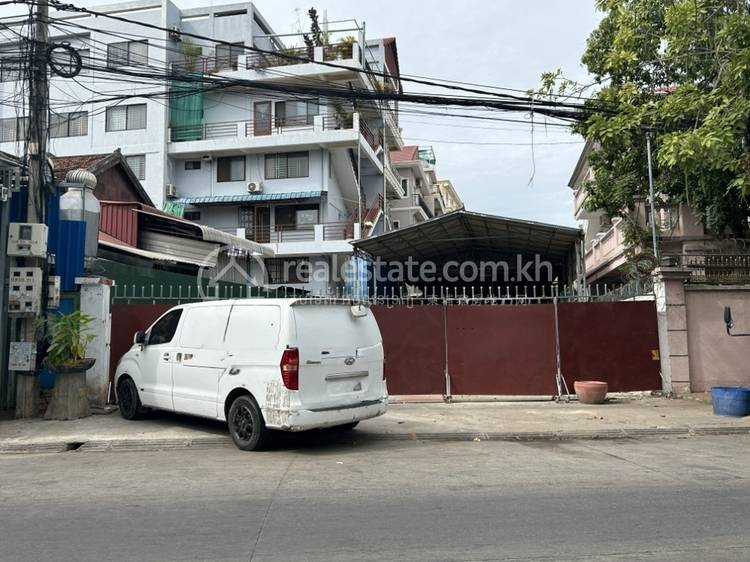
[569,140,718,284]
[0,1,456,293]
[387,145,450,229]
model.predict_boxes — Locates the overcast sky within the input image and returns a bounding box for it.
[247,0,603,227]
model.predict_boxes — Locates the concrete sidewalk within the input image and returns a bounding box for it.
[1,394,749,453]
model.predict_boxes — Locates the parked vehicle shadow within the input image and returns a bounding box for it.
[138,409,361,453]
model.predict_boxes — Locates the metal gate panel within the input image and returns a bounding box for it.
[446,305,558,395]
[558,301,660,392]
[371,306,446,395]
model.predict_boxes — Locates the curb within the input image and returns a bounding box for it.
[1,424,749,454]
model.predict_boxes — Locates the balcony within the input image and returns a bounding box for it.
[415,193,434,219]
[574,187,588,218]
[245,43,359,70]
[384,163,405,199]
[220,221,355,245]
[168,113,374,157]
[584,219,627,278]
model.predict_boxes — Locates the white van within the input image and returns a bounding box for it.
[114,299,388,450]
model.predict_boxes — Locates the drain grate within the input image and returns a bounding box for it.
[65,442,85,451]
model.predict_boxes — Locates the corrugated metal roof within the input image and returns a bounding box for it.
[353,210,582,263]
[174,191,324,205]
[99,237,217,267]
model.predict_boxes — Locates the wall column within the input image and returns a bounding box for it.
[76,276,113,407]
[653,267,692,395]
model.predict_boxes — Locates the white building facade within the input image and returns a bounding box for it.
[0,0,455,294]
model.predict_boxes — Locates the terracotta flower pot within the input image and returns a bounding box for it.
[574,381,608,404]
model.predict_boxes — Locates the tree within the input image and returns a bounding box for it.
[544,0,750,247]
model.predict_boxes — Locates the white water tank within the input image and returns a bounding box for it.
[60,169,100,260]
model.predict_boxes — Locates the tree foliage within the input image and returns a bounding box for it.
[548,0,750,245]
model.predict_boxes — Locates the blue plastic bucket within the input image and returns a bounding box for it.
[711,386,750,417]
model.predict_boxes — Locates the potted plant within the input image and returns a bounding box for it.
[41,310,96,420]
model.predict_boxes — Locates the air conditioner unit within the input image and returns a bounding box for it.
[201,155,213,162]
[166,184,178,198]
[247,181,262,194]
[169,25,182,41]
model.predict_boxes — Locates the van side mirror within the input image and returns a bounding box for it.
[724,306,733,335]
[134,330,147,345]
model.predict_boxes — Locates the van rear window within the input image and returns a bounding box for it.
[293,305,379,346]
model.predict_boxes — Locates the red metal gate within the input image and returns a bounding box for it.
[372,301,660,396]
[109,300,661,399]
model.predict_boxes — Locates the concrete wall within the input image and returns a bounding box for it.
[685,286,750,391]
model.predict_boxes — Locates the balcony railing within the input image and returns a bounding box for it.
[170,121,238,142]
[415,193,434,219]
[171,55,241,74]
[245,47,312,70]
[245,43,360,71]
[220,221,352,244]
[359,119,380,152]
[585,220,626,273]
[170,113,356,143]
[663,253,750,284]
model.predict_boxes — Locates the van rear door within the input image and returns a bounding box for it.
[291,303,384,411]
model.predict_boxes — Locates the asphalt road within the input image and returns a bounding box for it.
[1,434,749,562]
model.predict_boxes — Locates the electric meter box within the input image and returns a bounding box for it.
[8,267,43,316]
[7,222,48,258]
[9,342,36,372]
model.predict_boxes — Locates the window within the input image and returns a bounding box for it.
[215,42,244,70]
[296,208,318,227]
[125,155,146,180]
[238,206,254,228]
[224,305,280,350]
[0,117,27,142]
[184,211,201,221]
[0,58,21,82]
[148,309,182,345]
[217,155,245,182]
[265,152,309,179]
[49,112,88,138]
[105,104,147,131]
[179,306,230,348]
[107,40,148,68]
[265,257,310,284]
[401,178,409,194]
[274,99,318,127]
[185,160,201,170]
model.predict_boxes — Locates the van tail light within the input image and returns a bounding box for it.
[280,347,299,390]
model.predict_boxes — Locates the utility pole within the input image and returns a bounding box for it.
[646,133,659,263]
[16,0,49,417]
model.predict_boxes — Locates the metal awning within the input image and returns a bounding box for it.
[197,224,275,257]
[99,236,218,267]
[174,191,324,205]
[132,208,275,257]
[353,210,582,267]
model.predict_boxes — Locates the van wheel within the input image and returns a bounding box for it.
[228,395,270,451]
[117,378,143,420]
